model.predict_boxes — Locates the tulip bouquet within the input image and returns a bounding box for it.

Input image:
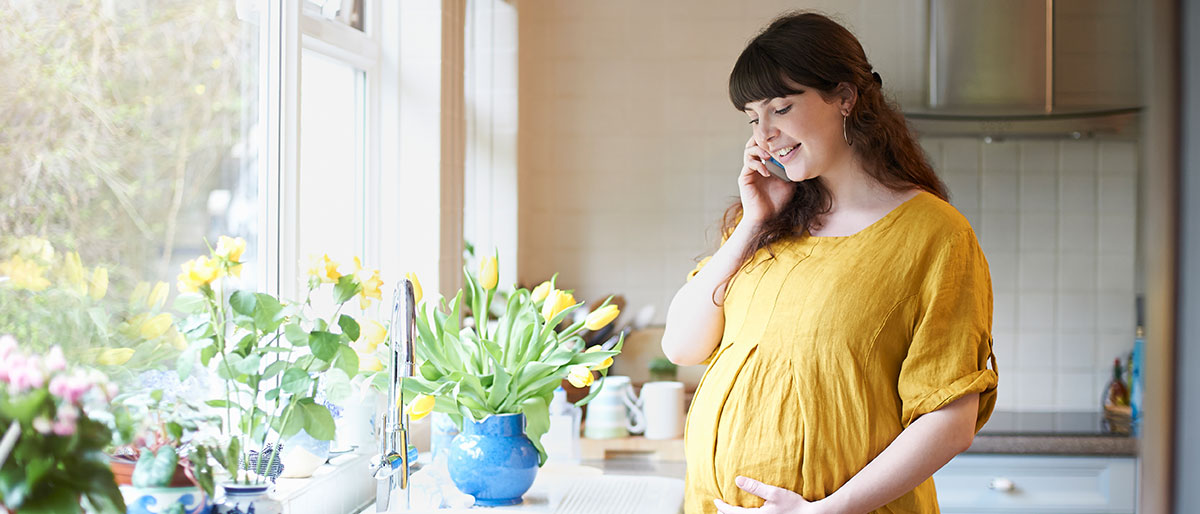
[173,237,383,484]
[398,252,623,465]
[0,335,124,513]
[0,236,186,379]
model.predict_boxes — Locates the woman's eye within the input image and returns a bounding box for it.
[774,105,792,115]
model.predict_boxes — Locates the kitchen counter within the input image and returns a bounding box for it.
[968,410,1138,456]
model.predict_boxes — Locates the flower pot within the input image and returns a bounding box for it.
[446,413,538,506]
[212,484,280,514]
[110,456,195,487]
[121,485,210,514]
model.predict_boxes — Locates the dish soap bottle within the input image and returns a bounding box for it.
[545,386,581,465]
[1106,358,1130,407]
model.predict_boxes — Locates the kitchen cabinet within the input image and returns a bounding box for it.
[933,454,1136,513]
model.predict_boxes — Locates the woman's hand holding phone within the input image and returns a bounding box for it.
[739,136,797,227]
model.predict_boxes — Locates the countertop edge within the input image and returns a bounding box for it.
[968,434,1138,456]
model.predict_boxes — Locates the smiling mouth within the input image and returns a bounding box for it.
[777,143,800,158]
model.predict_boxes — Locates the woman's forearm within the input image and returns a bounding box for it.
[820,394,980,514]
[661,221,760,365]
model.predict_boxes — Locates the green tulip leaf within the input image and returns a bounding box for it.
[230,290,257,316]
[520,396,551,466]
[309,330,340,361]
[338,314,360,342]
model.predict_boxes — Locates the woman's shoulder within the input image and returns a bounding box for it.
[901,190,976,241]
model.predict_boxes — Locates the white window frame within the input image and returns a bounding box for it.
[259,0,391,301]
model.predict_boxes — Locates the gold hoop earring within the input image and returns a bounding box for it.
[843,115,852,146]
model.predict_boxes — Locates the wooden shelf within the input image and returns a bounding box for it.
[580,435,685,462]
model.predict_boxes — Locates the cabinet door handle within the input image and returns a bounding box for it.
[988,477,1015,492]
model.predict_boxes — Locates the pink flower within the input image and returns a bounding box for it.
[52,404,78,436]
[45,346,66,373]
[7,357,45,393]
[32,415,52,435]
[49,373,92,404]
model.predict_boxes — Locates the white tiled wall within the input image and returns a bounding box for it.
[922,138,1140,412]
[515,0,1141,413]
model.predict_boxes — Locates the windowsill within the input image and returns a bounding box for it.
[272,451,376,514]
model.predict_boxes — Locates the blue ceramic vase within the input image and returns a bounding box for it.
[211,484,281,514]
[447,413,539,506]
[121,486,210,514]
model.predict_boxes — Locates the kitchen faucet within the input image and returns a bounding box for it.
[372,279,416,511]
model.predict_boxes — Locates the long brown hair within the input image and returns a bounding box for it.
[714,11,947,302]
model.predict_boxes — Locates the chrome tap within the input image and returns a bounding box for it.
[372,279,416,511]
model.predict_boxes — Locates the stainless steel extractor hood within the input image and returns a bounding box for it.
[905,0,1141,139]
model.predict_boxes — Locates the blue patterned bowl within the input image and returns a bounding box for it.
[121,486,210,514]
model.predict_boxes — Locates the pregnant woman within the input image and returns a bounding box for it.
[662,12,998,514]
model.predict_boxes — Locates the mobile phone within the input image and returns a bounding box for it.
[764,157,791,182]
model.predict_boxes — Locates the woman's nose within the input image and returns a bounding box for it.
[755,120,779,144]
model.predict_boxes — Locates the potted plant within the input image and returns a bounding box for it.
[648,357,678,383]
[0,337,125,513]
[397,253,623,506]
[171,237,379,512]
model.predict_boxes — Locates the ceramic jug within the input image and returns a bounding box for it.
[583,375,645,439]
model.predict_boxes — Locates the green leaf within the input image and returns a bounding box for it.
[173,293,208,314]
[230,290,258,316]
[338,314,360,342]
[216,354,244,380]
[520,396,551,466]
[309,331,340,361]
[301,400,336,441]
[281,368,312,394]
[263,359,288,379]
[205,399,231,408]
[333,344,359,378]
[24,457,52,490]
[419,360,443,381]
[166,421,184,442]
[486,352,512,409]
[334,275,360,305]
[323,368,352,404]
[199,343,218,366]
[265,388,280,401]
[253,293,285,332]
[234,332,257,357]
[234,353,261,375]
[284,322,310,346]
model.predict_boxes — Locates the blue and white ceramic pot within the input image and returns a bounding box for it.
[447,413,539,506]
[211,484,281,514]
[121,486,210,514]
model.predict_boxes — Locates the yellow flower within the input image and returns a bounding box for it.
[530,281,551,303]
[177,256,218,293]
[405,272,423,303]
[89,266,108,301]
[354,257,383,309]
[130,282,150,308]
[359,355,383,372]
[358,319,388,349]
[146,281,169,310]
[584,305,620,331]
[566,364,595,388]
[406,394,436,421]
[306,254,341,284]
[0,255,51,292]
[62,251,87,295]
[479,256,498,290]
[215,236,246,277]
[167,329,188,351]
[9,236,54,262]
[584,345,613,371]
[97,348,135,366]
[541,290,576,322]
[139,313,174,340]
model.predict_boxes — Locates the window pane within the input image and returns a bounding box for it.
[297,49,364,304]
[0,1,260,361]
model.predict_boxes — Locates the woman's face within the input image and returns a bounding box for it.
[744,84,851,182]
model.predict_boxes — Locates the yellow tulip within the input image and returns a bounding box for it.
[479,256,498,290]
[584,345,614,371]
[62,251,87,295]
[541,290,576,322]
[566,364,595,388]
[405,272,423,303]
[215,236,246,277]
[147,281,169,310]
[584,305,619,331]
[177,256,218,293]
[89,267,108,301]
[358,319,388,349]
[530,281,551,303]
[0,255,51,292]
[406,394,436,421]
[139,313,174,340]
[97,348,135,366]
[305,254,341,284]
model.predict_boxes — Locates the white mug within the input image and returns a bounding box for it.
[640,381,685,440]
[584,376,645,439]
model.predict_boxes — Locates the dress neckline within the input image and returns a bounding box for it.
[803,190,928,241]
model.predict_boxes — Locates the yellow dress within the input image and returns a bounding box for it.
[682,192,998,514]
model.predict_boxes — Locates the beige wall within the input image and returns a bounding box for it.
[513,1,1141,412]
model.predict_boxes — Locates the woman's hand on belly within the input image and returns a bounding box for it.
[713,476,830,514]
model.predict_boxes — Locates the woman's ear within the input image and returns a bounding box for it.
[835,82,858,115]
